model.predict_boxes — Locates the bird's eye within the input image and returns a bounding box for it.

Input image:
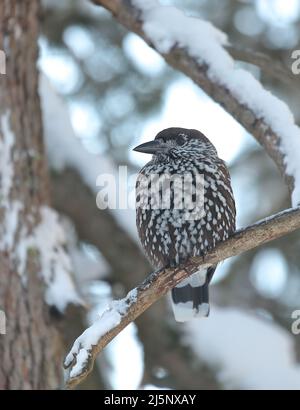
[177,135,185,146]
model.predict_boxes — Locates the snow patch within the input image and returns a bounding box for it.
[2,201,23,251]
[33,207,82,311]
[17,206,82,312]
[0,111,23,253]
[133,0,300,206]
[0,111,15,198]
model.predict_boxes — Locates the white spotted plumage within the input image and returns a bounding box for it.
[135,128,236,322]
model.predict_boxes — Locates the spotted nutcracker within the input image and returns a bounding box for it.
[134,128,236,322]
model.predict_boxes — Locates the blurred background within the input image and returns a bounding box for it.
[40,0,300,389]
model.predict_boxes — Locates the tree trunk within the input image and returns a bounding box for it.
[0,0,62,389]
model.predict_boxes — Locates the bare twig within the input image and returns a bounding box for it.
[225,44,297,87]
[64,206,300,389]
[92,0,298,201]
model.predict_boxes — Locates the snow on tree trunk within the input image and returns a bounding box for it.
[0,0,66,389]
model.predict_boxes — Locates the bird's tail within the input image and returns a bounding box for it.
[171,269,212,322]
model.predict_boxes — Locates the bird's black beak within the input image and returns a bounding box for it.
[133,140,168,155]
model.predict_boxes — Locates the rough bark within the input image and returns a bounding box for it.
[0,0,62,389]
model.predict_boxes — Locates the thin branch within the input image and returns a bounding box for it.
[64,206,300,389]
[92,0,299,203]
[225,44,297,87]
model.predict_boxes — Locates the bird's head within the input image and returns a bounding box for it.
[133,127,217,161]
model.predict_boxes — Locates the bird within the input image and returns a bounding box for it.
[133,127,236,322]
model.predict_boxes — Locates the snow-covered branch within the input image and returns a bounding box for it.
[64,206,300,389]
[93,0,300,206]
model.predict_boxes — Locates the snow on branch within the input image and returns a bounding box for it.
[94,0,300,206]
[64,206,300,389]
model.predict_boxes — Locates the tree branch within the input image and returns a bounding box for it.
[64,206,300,389]
[92,0,300,204]
[225,44,297,87]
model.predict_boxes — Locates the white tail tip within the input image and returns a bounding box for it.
[172,302,210,323]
